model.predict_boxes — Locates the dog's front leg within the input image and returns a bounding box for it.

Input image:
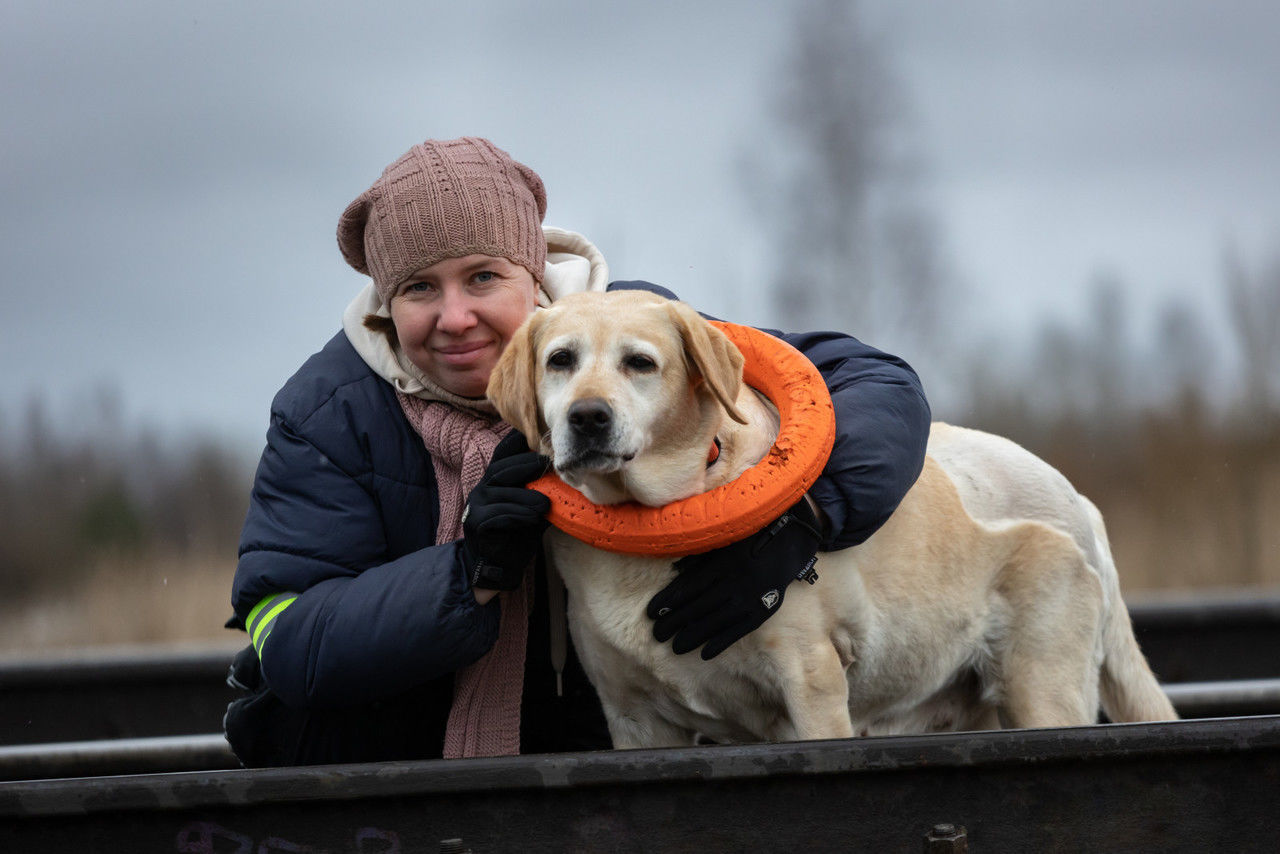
[771,638,855,742]
[600,698,698,750]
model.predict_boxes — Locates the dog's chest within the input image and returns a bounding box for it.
[547,532,783,741]
[548,532,674,654]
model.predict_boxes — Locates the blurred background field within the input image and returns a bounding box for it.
[2,0,1277,656]
[0,428,250,655]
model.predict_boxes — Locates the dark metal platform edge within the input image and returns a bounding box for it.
[3,715,1278,818]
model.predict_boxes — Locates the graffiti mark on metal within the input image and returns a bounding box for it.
[175,822,401,854]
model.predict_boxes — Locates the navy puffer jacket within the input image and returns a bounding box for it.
[230,282,930,742]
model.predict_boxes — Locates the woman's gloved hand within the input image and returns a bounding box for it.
[647,497,823,659]
[461,431,552,590]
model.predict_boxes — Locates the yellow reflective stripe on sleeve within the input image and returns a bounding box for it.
[254,623,278,658]
[245,592,298,657]
[245,592,294,638]
[245,595,275,634]
[251,598,297,650]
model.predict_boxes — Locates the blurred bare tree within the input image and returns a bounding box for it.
[757,0,948,359]
[1220,242,1280,583]
[1019,272,1135,426]
[1153,297,1214,409]
[1224,243,1280,420]
[1085,274,1132,422]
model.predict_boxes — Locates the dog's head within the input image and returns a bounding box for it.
[488,290,748,505]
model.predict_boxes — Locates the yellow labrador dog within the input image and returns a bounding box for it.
[488,290,1176,748]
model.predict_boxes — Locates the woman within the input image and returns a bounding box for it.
[224,137,931,766]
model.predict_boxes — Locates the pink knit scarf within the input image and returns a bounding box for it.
[397,393,531,759]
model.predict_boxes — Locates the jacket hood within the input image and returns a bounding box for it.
[342,226,610,411]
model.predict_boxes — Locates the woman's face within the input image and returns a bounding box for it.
[390,254,538,398]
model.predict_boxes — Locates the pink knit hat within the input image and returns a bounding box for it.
[337,137,548,305]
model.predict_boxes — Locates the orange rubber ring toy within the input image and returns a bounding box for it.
[527,321,836,556]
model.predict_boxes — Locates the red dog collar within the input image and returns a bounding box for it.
[527,321,836,556]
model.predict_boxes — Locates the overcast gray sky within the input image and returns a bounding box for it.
[3,0,1278,452]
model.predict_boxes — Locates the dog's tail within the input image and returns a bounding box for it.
[1087,497,1179,722]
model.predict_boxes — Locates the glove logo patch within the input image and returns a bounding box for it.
[761,589,780,610]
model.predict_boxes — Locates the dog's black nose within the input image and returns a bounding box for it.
[568,398,613,438]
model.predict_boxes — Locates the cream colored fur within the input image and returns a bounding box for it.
[488,290,1177,748]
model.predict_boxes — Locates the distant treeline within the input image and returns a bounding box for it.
[1,342,1276,608]
[0,401,250,604]
[943,254,1280,591]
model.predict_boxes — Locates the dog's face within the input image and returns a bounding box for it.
[488,290,747,505]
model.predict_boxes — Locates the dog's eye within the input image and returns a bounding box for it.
[547,349,576,370]
[624,354,657,372]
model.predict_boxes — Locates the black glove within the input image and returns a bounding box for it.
[647,497,823,660]
[460,431,552,591]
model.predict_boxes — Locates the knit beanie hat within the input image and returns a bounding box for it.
[337,137,548,306]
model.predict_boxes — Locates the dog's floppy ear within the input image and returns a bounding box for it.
[488,311,546,449]
[667,300,749,425]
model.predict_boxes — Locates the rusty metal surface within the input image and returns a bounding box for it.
[1,716,1278,852]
